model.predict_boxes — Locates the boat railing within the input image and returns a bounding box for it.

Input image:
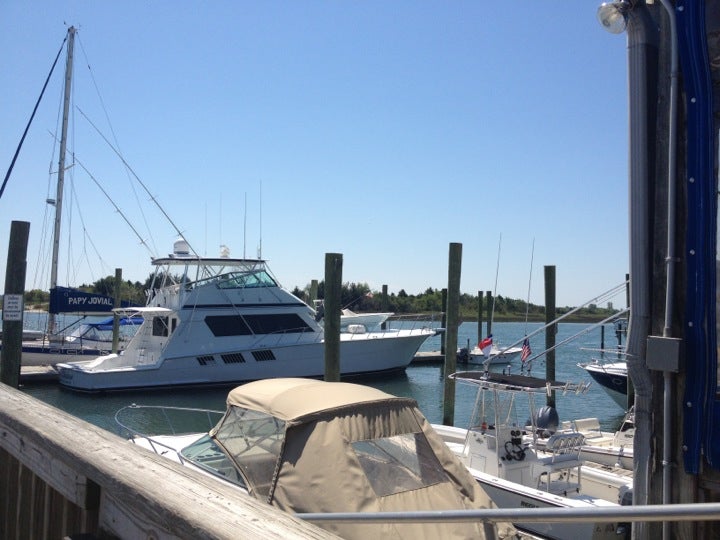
[114,404,224,460]
[296,502,720,527]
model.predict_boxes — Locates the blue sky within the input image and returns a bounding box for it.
[1,1,630,308]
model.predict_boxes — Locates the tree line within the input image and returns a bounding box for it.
[18,276,620,322]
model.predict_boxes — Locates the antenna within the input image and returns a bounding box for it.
[524,237,535,334]
[243,192,247,259]
[491,233,502,323]
[258,181,263,259]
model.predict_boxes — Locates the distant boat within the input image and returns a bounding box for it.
[464,341,523,365]
[3,313,142,365]
[312,300,392,333]
[578,318,629,410]
[56,241,436,392]
[340,308,393,332]
[578,360,629,409]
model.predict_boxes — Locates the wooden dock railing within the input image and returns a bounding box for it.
[0,383,337,539]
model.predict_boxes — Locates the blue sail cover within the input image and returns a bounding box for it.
[89,316,143,330]
[49,286,137,314]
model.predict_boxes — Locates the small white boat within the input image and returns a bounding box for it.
[115,378,512,540]
[465,343,523,365]
[313,300,393,332]
[433,371,633,540]
[340,308,393,332]
[57,241,435,392]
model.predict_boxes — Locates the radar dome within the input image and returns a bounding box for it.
[173,238,190,256]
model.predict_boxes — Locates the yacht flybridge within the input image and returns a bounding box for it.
[56,241,435,392]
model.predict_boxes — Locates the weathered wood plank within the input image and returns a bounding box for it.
[0,383,338,539]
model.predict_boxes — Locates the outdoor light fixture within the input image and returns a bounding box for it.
[597,1,630,34]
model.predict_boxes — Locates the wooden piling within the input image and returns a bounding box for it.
[485,290,492,337]
[324,253,342,382]
[310,279,319,307]
[1,221,30,388]
[441,288,447,355]
[477,291,484,345]
[544,265,556,407]
[381,284,388,329]
[443,243,462,427]
[111,268,122,353]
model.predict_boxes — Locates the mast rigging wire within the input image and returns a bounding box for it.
[75,36,160,257]
[48,131,154,257]
[1,33,68,200]
[76,106,197,257]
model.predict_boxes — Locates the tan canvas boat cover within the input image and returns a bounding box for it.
[221,378,512,539]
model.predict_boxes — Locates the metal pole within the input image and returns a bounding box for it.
[112,268,122,353]
[47,26,75,339]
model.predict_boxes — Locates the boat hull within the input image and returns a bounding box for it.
[466,346,522,365]
[473,469,623,540]
[580,362,629,409]
[57,329,433,392]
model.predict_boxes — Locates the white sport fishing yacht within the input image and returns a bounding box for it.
[56,241,435,392]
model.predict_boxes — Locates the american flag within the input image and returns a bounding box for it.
[521,338,531,362]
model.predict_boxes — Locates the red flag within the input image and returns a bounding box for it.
[521,338,531,362]
[479,335,493,357]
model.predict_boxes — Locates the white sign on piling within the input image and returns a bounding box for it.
[3,294,23,321]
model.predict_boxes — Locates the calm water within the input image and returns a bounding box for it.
[19,320,628,436]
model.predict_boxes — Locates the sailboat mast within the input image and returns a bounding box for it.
[48,26,75,335]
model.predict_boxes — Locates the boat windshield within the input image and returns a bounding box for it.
[183,269,277,291]
[180,434,247,488]
[212,406,285,499]
[216,270,277,289]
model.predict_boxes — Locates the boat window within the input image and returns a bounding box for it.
[179,434,247,488]
[152,316,170,337]
[351,433,447,497]
[213,407,285,500]
[244,314,313,334]
[205,314,312,337]
[205,315,253,337]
